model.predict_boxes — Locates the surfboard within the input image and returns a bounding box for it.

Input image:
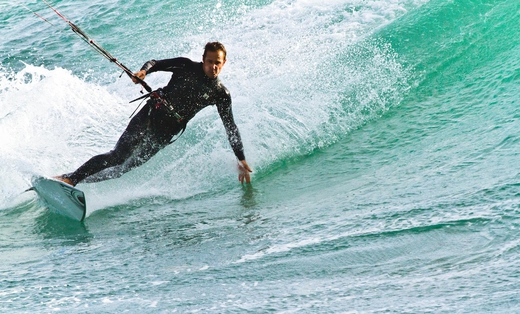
[31,176,86,221]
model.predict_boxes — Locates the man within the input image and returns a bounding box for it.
[56,42,252,186]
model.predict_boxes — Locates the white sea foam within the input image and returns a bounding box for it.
[0,65,127,206]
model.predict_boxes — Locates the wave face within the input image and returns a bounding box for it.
[1,0,520,312]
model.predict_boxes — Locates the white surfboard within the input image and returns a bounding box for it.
[31,176,86,221]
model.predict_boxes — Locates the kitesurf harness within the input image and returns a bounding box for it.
[129,89,182,120]
[129,89,187,144]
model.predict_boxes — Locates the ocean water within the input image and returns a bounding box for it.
[1,0,520,312]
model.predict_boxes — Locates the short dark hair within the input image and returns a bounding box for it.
[203,41,227,59]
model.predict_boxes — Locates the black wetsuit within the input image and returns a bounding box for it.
[64,57,245,185]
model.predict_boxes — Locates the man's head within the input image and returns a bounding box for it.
[202,42,227,79]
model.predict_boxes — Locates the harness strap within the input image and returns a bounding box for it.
[128,89,184,123]
[149,91,184,122]
[128,90,186,144]
[128,92,151,118]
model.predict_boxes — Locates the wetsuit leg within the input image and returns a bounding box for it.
[80,133,169,183]
[64,105,155,185]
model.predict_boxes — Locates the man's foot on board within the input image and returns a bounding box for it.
[53,176,74,186]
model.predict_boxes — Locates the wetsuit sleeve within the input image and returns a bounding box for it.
[140,57,195,74]
[217,91,246,161]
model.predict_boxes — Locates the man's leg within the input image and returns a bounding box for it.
[61,106,151,186]
[80,135,167,183]
[79,118,186,184]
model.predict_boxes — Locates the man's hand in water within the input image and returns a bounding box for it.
[238,160,252,184]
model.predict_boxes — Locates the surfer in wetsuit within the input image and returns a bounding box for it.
[56,42,252,186]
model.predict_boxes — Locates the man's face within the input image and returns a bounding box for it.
[202,50,226,79]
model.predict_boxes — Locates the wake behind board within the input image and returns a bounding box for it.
[31,176,86,221]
